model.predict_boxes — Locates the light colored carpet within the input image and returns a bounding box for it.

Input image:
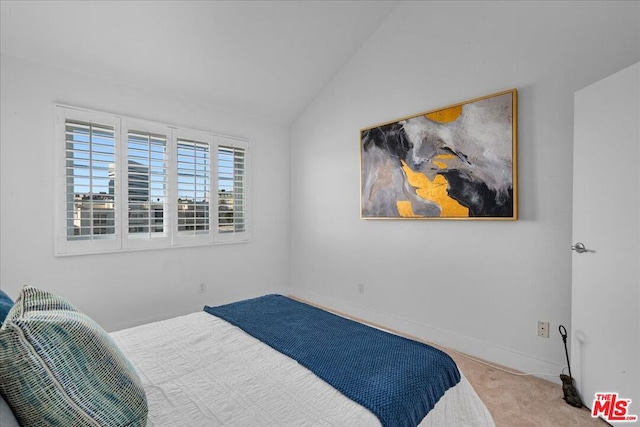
[444,348,607,427]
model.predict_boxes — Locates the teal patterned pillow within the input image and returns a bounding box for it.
[0,289,12,324]
[16,285,78,313]
[0,286,148,427]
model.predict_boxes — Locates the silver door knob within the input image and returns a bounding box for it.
[572,242,595,253]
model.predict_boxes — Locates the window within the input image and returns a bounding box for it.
[218,145,246,235]
[127,129,168,237]
[55,106,250,256]
[65,119,117,241]
[177,138,210,234]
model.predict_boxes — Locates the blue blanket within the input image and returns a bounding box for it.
[204,295,460,427]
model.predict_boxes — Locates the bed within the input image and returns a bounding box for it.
[0,286,494,426]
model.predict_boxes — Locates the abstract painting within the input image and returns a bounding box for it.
[360,89,517,220]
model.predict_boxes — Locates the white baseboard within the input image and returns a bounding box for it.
[288,289,563,384]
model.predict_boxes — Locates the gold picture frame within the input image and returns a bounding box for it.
[360,89,518,220]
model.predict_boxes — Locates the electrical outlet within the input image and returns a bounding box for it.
[358,283,365,294]
[538,321,549,338]
[199,283,206,294]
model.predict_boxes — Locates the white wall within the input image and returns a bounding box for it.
[289,1,640,376]
[0,54,291,331]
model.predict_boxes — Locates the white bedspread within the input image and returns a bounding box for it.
[111,312,495,427]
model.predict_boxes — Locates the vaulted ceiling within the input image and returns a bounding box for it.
[0,1,398,125]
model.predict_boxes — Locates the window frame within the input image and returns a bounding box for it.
[54,105,251,256]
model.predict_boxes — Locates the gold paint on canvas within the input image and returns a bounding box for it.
[396,201,417,217]
[425,105,462,123]
[432,153,456,169]
[400,161,469,217]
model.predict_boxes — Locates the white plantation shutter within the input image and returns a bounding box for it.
[176,138,210,235]
[64,119,116,241]
[56,105,250,256]
[218,145,246,234]
[127,130,168,237]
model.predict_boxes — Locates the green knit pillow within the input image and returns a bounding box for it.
[0,286,148,427]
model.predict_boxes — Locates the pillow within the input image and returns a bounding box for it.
[16,285,78,313]
[0,289,12,324]
[0,285,148,427]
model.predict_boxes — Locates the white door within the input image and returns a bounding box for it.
[571,62,639,426]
